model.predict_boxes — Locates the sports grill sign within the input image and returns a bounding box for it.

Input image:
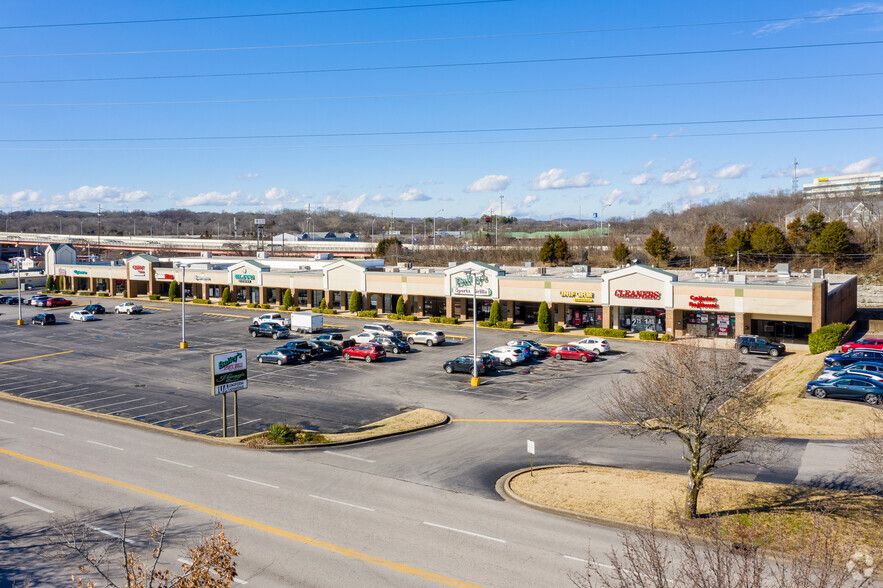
[212,350,248,395]
[450,271,494,297]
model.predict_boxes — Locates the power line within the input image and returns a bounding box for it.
[5,39,881,85]
[2,112,882,143]
[0,0,513,31]
[3,71,883,108]
[1,124,881,151]
[3,10,883,58]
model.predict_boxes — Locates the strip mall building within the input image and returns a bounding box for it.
[45,244,856,341]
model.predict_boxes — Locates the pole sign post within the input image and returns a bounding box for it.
[527,440,535,476]
[212,350,248,437]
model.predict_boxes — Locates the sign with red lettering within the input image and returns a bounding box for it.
[688,295,718,309]
[130,263,149,281]
[614,289,661,300]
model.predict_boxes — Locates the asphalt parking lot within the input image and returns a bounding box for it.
[0,295,779,438]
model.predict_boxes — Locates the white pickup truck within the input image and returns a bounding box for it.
[252,313,291,328]
[114,301,143,315]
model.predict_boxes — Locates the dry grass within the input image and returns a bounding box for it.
[510,466,882,553]
[752,351,881,438]
[242,408,448,447]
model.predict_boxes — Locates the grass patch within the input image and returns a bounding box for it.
[751,350,880,438]
[509,465,882,555]
[243,408,447,448]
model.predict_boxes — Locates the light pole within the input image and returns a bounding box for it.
[433,208,444,246]
[177,263,189,349]
[465,269,485,386]
[133,218,136,236]
[80,219,85,235]
[370,218,376,241]
[496,194,503,245]
[15,258,23,325]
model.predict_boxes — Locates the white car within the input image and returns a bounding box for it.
[70,310,96,322]
[569,337,610,355]
[485,346,530,366]
[817,368,883,382]
[252,312,291,328]
[350,332,379,345]
[114,302,143,314]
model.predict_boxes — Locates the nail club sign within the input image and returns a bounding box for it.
[689,295,719,309]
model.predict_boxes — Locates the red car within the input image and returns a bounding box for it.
[552,345,597,362]
[841,338,883,352]
[45,297,73,307]
[342,343,386,363]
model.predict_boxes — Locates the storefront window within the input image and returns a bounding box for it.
[685,311,735,338]
[751,320,811,341]
[621,307,666,333]
[566,306,602,328]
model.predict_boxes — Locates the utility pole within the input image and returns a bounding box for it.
[497,194,503,245]
[792,158,799,194]
[96,204,102,260]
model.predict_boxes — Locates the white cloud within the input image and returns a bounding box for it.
[761,164,831,179]
[842,156,880,174]
[397,188,430,202]
[713,163,752,179]
[660,159,699,185]
[465,174,510,193]
[371,193,388,202]
[0,189,41,209]
[602,188,624,206]
[754,4,883,35]
[531,168,594,190]
[686,180,720,197]
[631,173,654,185]
[263,187,287,201]
[238,173,259,180]
[522,194,538,205]
[178,191,242,208]
[593,178,611,187]
[439,196,454,202]
[318,193,367,213]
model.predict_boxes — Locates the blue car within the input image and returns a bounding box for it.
[822,349,883,367]
[820,361,883,380]
[806,375,883,405]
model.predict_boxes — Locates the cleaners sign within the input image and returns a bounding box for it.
[212,350,248,395]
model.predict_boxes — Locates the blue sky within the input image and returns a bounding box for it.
[1,1,882,221]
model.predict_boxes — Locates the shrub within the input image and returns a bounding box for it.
[489,301,501,325]
[231,302,240,307]
[495,320,514,329]
[121,290,127,298]
[349,290,363,313]
[266,423,296,445]
[396,296,406,316]
[98,292,109,297]
[45,276,55,290]
[247,302,257,308]
[62,290,75,295]
[357,310,378,318]
[41,289,50,294]
[809,322,850,354]
[387,313,400,320]
[220,287,231,305]
[554,325,565,333]
[312,308,323,313]
[660,333,673,342]
[401,315,418,321]
[584,327,628,338]
[478,320,492,327]
[282,289,293,309]
[430,316,459,324]
[193,298,210,304]
[261,303,271,309]
[319,298,327,310]
[77,291,96,296]
[639,330,659,341]
[167,280,179,301]
[537,302,552,332]
[322,309,337,315]
[170,297,182,303]
[292,306,301,312]
[148,294,161,301]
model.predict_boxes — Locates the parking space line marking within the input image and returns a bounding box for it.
[2,382,56,393]
[88,397,147,411]
[226,475,279,489]
[87,523,134,544]
[203,312,251,319]
[206,418,260,435]
[32,427,64,436]
[0,350,74,365]
[11,496,54,514]
[322,451,376,463]
[309,495,375,512]
[69,394,126,408]
[422,522,506,544]
[163,409,211,421]
[142,306,172,311]
[0,419,13,424]
[19,383,69,396]
[452,419,623,424]
[45,390,106,402]
[131,405,187,419]
[26,386,87,400]
[87,440,124,451]
[156,457,194,468]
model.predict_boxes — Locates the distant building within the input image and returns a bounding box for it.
[785,200,880,229]
[803,172,883,199]
[271,232,359,243]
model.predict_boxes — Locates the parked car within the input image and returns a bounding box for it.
[70,310,96,322]
[408,330,446,346]
[372,335,410,355]
[806,375,883,405]
[5,296,19,305]
[31,313,55,326]
[840,338,883,352]
[552,345,596,362]
[248,322,290,339]
[486,346,530,366]
[820,362,883,380]
[45,297,72,307]
[257,348,299,365]
[307,340,339,357]
[362,323,404,340]
[342,343,386,363]
[734,335,785,357]
[276,341,323,361]
[443,356,487,376]
[26,295,50,306]
[83,303,106,314]
[114,302,143,314]
[350,332,380,345]
[823,349,883,367]
[0,296,11,304]
[568,337,610,355]
[507,339,550,357]
[252,313,291,328]
[311,333,354,350]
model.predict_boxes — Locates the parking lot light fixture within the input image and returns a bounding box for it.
[177,262,189,349]
[466,268,485,386]
[15,258,24,325]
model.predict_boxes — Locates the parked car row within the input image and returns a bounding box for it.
[807,342,883,405]
[443,337,611,377]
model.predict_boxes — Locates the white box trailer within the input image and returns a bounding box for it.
[290,311,323,333]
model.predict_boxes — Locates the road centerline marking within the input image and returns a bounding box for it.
[0,447,481,588]
[0,350,74,365]
[226,474,279,489]
[322,450,376,463]
[87,523,134,544]
[422,522,506,544]
[156,457,194,468]
[0,419,14,424]
[32,427,64,436]
[308,494,375,512]
[11,496,54,513]
[87,440,124,451]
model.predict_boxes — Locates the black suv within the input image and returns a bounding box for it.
[248,322,290,339]
[32,313,56,326]
[735,335,785,357]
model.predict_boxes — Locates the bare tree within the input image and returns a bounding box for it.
[849,412,883,487]
[603,344,778,518]
[571,507,878,588]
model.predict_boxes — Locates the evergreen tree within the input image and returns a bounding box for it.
[644,228,675,266]
[395,295,406,316]
[349,289,362,313]
[489,300,501,325]
[703,224,728,262]
[809,220,852,259]
[375,237,402,257]
[282,288,293,309]
[537,301,552,332]
[319,297,327,310]
[786,217,810,252]
[750,223,787,264]
[539,234,570,265]
[805,211,827,239]
[612,242,631,265]
[45,275,55,290]
[167,280,179,300]
[220,287,231,305]
[724,227,752,256]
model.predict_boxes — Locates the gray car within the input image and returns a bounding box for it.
[372,335,410,354]
[362,323,404,340]
[407,330,446,347]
